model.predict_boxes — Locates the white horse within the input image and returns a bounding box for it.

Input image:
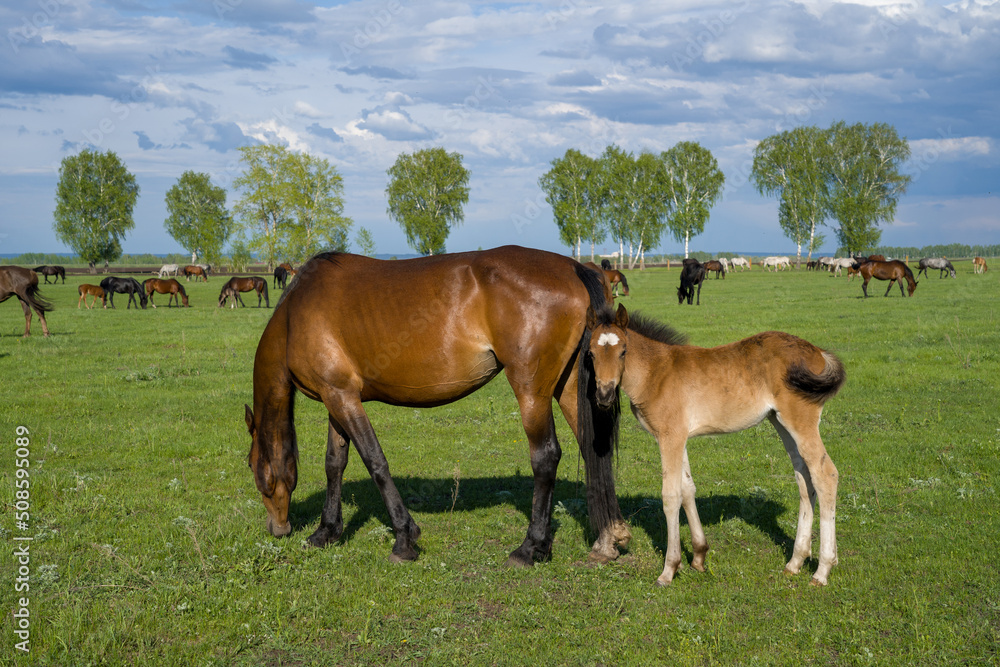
[718,257,730,272]
[158,264,179,278]
[729,257,750,271]
[762,256,790,272]
[828,257,857,277]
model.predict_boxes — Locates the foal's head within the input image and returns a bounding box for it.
[586,303,629,409]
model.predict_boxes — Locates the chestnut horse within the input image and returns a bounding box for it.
[703,259,725,279]
[587,262,629,297]
[973,257,988,274]
[183,265,208,282]
[245,247,630,567]
[0,266,52,336]
[586,303,846,586]
[33,265,66,284]
[143,278,189,308]
[218,276,269,308]
[77,284,105,309]
[860,260,917,297]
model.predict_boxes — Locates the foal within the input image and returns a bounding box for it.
[586,304,845,586]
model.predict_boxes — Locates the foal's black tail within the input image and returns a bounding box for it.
[573,263,622,537]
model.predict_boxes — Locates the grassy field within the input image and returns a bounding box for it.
[2,261,998,666]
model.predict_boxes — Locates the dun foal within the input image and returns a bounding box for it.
[586,304,846,586]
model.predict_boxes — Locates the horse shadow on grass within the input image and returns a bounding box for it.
[287,474,794,565]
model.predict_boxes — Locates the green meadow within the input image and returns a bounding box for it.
[1,261,998,665]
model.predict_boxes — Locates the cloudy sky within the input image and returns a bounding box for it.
[1,0,997,258]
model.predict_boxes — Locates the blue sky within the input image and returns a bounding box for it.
[1,0,997,257]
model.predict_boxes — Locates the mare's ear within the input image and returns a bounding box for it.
[244,404,255,435]
[614,303,629,329]
[586,305,597,330]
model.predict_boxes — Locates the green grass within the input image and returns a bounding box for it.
[2,265,999,665]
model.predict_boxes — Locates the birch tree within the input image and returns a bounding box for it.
[660,142,725,258]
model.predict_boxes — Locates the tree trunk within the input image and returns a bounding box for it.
[89,262,97,274]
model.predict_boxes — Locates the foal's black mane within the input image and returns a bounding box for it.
[593,306,688,346]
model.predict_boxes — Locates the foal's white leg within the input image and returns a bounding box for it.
[681,446,709,572]
[770,413,838,585]
[657,436,687,586]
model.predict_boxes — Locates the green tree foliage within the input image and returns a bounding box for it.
[233,144,352,270]
[164,171,233,265]
[386,148,470,255]
[355,226,377,257]
[826,121,911,255]
[598,146,667,269]
[53,149,140,272]
[751,126,830,266]
[660,141,725,259]
[538,149,603,261]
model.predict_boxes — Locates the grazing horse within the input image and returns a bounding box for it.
[586,303,845,586]
[729,257,749,271]
[244,247,631,567]
[828,257,857,277]
[587,263,629,297]
[218,276,269,308]
[917,257,955,279]
[158,264,180,278]
[183,265,209,282]
[703,259,725,279]
[77,284,105,309]
[677,258,706,305]
[762,256,790,271]
[0,266,52,336]
[860,260,917,297]
[273,266,289,290]
[33,265,66,284]
[143,278,189,308]
[973,256,989,274]
[99,277,148,309]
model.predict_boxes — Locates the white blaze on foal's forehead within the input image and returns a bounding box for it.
[596,332,620,347]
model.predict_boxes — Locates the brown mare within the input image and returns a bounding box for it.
[974,256,989,274]
[860,260,917,297]
[77,284,105,309]
[219,276,269,308]
[586,304,846,586]
[143,278,189,307]
[703,260,725,279]
[245,247,630,567]
[183,265,208,282]
[586,262,629,297]
[0,266,52,336]
[33,265,66,284]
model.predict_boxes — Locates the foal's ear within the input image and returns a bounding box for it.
[586,305,597,330]
[244,404,255,435]
[614,303,629,329]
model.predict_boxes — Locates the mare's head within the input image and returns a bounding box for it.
[586,303,629,409]
[244,403,296,537]
[179,286,189,307]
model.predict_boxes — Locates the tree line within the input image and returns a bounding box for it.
[872,243,1000,259]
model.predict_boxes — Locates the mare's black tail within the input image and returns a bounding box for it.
[573,263,622,537]
[24,282,54,314]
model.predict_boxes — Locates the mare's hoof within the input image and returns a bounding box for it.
[306,526,341,547]
[389,549,418,564]
[587,548,617,564]
[505,552,534,568]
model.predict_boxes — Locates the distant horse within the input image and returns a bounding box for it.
[183,265,209,282]
[99,277,148,309]
[158,264,180,278]
[806,260,818,271]
[273,266,289,290]
[600,259,613,270]
[703,259,725,279]
[218,276,269,308]
[973,256,989,274]
[197,263,212,274]
[860,260,917,297]
[585,303,845,586]
[587,262,629,297]
[718,257,729,272]
[143,278,189,308]
[729,257,749,271]
[33,265,66,284]
[917,257,955,279]
[677,258,706,305]
[828,257,857,277]
[244,247,630,566]
[762,256,790,271]
[0,266,52,336]
[77,284,105,309]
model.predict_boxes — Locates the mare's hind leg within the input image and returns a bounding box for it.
[681,446,709,572]
[769,412,838,585]
[322,393,420,562]
[884,279,895,297]
[308,417,352,547]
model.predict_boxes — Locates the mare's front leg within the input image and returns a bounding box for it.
[308,417,351,547]
[507,394,561,567]
[884,279,896,297]
[323,394,421,562]
[657,433,687,585]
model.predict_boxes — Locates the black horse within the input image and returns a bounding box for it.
[33,265,66,284]
[273,266,289,290]
[99,277,148,309]
[677,258,707,306]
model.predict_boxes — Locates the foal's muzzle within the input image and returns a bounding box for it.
[595,382,618,409]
